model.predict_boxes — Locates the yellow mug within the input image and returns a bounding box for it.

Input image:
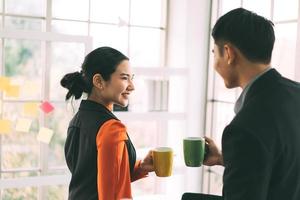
[153,147,173,177]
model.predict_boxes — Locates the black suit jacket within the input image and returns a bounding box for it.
[222,69,300,200]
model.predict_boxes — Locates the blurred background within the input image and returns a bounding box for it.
[0,0,299,199]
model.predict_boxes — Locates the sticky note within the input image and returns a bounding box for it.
[15,118,32,133]
[23,102,39,117]
[0,119,12,134]
[0,76,10,91]
[37,127,54,144]
[40,101,54,114]
[5,85,20,97]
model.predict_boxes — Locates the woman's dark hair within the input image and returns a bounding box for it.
[212,8,275,64]
[60,46,129,100]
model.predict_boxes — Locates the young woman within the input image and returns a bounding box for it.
[60,47,154,200]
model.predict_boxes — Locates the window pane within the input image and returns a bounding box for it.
[5,16,44,31]
[46,103,74,167]
[243,0,271,19]
[129,27,163,67]
[50,42,85,101]
[272,23,297,79]
[204,102,234,195]
[1,187,38,199]
[52,0,88,20]
[4,39,43,100]
[52,20,88,35]
[167,120,186,168]
[274,0,298,21]
[213,72,237,103]
[210,102,235,147]
[169,76,187,113]
[124,121,159,148]
[5,0,45,16]
[45,185,68,200]
[90,0,129,24]
[90,23,128,55]
[0,0,3,13]
[130,0,166,27]
[220,0,241,15]
[1,171,39,179]
[1,102,40,170]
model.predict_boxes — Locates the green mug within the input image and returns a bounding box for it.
[183,137,205,167]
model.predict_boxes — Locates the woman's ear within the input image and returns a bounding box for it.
[223,44,236,65]
[92,74,104,90]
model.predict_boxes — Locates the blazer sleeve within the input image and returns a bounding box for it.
[131,160,148,182]
[222,124,273,200]
[96,119,132,200]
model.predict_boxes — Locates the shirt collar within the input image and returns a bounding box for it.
[234,67,272,114]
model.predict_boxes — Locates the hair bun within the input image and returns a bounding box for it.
[60,72,85,100]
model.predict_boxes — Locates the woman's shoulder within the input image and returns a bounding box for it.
[97,119,128,144]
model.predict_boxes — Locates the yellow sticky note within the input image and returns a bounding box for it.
[0,119,12,134]
[37,127,54,144]
[16,118,32,133]
[0,76,10,91]
[23,102,39,117]
[5,85,20,97]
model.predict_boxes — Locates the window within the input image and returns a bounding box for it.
[204,0,300,195]
[0,0,191,199]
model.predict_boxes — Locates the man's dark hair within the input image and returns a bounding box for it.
[212,8,275,64]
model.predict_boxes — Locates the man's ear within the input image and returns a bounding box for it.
[92,74,104,89]
[223,44,236,65]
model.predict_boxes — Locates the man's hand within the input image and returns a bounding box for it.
[203,136,224,166]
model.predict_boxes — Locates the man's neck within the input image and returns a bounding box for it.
[238,63,270,89]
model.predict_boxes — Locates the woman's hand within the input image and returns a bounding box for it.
[140,150,154,172]
[203,136,224,166]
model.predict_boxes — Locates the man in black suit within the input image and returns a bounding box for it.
[200,8,300,200]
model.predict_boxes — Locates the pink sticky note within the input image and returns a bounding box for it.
[39,101,54,114]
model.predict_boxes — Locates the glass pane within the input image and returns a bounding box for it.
[272,23,297,80]
[1,187,38,199]
[208,165,224,195]
[1,171,39,179]
[274,0,298,21]
[5,0,45,16]
[220,0,241,15]
[52,20,88,35]
[52,0,88,20]
[211,102,235,147]
[50,42,85,101]
[169,76,187,113]
[130,0,166,27]
[132,175,156,196]
[5,16,44,31]
[4,39,43,100]
[213,72,237,103]
[1,102,40,170]
[46,103,74,167]
[90,23,128,55]
[90,0,129,24]
[45,185,68,200]
[129,27,163,67]
[123,120,159,149]
[243,0,271,19]
[0,0,2,13]
[167,120,186,168]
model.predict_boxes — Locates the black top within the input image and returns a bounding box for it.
[65,100,136,200]
[222,69,300,200]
